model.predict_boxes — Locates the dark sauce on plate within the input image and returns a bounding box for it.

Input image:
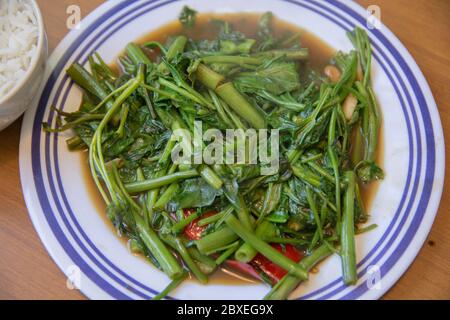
[80,13,383,285]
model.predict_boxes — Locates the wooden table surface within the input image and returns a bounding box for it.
[0,0,448,300]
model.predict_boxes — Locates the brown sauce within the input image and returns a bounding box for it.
[135,13,335,70]
[80,13,383,285]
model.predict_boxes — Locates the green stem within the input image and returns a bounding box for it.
[257,90,305,111]
[116,104,129,137]
[154,183,179,209]
[66,135,84,150]
[187,246,217,272]
[172,211,200,234]
[158,77,209,107]
[152,272,188,300]
[351,123,364,167]
[233,195,254,231]
[235,220,276,263]
[195,227,239,255]
[306,162,334,185]
[126,43,152,66]
[264,237,309,246]
[44,114,105,132]
[328,108,341,233]
[202,55,262,66]
[162,235,208,284]
[198,210,226,226]
[264,244,333,300]
[215,82,266,129]
[306,187,323,243]
[254,48,309,61]
[341,170,357,285]
[215,241,240,265]
[140,83,180,101]
[125,170,198,194]
[136,168,150,226]
[66,63,113,109]
[196,64,225,90]
[225,215,308,279]
[166,36,187,60]
[198,165,223,189]
[209,89,234,128]
[135,214,183,279]
[143,41,167,55]
[89,78,141,205]
[300,153,323,163]
[356,223,377,235]
[366,89,380,162]
[291,165,321,188]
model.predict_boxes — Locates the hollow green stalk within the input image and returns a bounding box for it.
[264,244,333,300]
[340,170,357,285]
[215,82,266,129]
[152,272,188,300]
[125,169,199,194]
[235,220,277,263]
[195,227,239,255]
[225,215,308,279]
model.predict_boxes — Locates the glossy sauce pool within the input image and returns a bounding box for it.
[80,12,383,285]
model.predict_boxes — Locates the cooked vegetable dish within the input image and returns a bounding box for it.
[44,7,383,300]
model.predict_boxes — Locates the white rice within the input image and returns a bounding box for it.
[0,0,38,99]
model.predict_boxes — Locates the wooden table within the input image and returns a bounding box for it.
[0,0,448,300]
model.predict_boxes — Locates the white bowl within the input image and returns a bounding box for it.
[0,0,47,131]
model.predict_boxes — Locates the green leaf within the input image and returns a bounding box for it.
[266,210,289,223]
[258,12,275,51]
[168,178,222,210]
[356,161,384,183]
[234,62,300,95]
[179,6,197,28]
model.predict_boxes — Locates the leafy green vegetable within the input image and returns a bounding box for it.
[234,62,301,95]
[168,178,222,210]
[355,160,384,183]
[179,6,197,28]
[258,12,275,51]
[43,9,383,300]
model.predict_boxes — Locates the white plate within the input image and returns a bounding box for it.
[19,0,445,300]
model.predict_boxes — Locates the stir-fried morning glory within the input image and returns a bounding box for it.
[44,7,383,300]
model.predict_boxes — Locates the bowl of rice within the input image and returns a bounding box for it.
[0,0,47,131]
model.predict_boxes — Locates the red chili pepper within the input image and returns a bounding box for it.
[251,244,304,283]
[183,209,217,241]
